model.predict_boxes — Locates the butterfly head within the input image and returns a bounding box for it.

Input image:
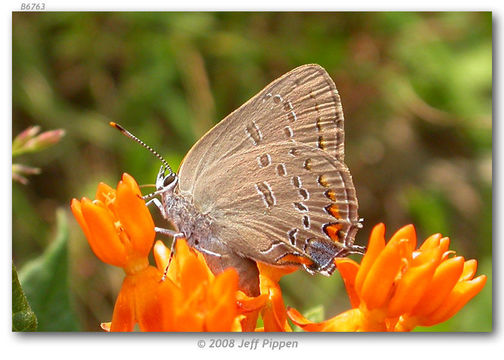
[156,165,178,193]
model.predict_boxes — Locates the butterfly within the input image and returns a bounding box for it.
[113,64,363,296]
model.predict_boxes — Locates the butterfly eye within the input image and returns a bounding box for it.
[163,174,176,188]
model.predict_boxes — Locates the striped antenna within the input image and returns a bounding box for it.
[109,122,173,174]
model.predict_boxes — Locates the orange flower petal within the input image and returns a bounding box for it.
[411,243,442,267]
[388,224,417,256]
[236,290,267,332]
[173,285,207,331]
[120,173,143,196]
[240,310,261,332]
[100,322,111,332]
[205,269,240,332]
[70,199,92,241]
[260,273,291,332]
[133,266,164,331]
[360,237,409,310]
[153,240,170,272]
[355,223,385,295]
[161,277,204,332]
[338,311,366,332]
[237,291,268,312]
[387,248,440,317]
[109,266,163,331]
[116,174,155,257]
[157,277,179,331]
[172,240,212,297]
[287,307,326,331]
[231,316,245,332]
[459,259,478,281]
[420,275,487,326]
[95,182,115,205]
[419,233,442,251]
[392,315,418,332]
[335,258,361,308]
[80,198,128,267]
[257,262,298,282]
[288,307,364,332]
[439,237,451,254]
[412,256,465,316]
[110,277,136,332]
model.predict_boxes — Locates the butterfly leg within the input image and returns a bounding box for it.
[145,197,167,218]
[147,198,184,280]
[158,231,185,281]
[147,199,182,238]
[154,227,182,238]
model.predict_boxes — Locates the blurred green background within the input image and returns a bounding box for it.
[12,12,492,331]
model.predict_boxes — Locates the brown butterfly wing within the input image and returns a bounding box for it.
[178,64,346,193]
[176,64,359,276]
[192,142,359,274]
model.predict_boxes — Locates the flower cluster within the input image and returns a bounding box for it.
[72,174,254,331]
[71,174,487,332]
[287,224,487,331]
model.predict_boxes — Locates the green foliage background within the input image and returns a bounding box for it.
[12,12,492,331]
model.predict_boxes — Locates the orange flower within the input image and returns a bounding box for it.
[254,263,297,332]
[152,240,295,332]
[153,239,244,331]
[71,173,155,271]
[71,173,271,331]
[288,223,487,332]
[236,289,268,332]
[71,173,161,331]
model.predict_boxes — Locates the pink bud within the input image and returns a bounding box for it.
[23,129,66,153]
[12,163,41,185]
[12,126,41,152]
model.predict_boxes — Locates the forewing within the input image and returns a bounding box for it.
[178,64,346,194]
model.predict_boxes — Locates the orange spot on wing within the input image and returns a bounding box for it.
[318,135,327,150]
[318,174,330,187]
[277,253,313,267]
[326,204,340,218]
[325,189,337,201]
[324,223,343,242]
